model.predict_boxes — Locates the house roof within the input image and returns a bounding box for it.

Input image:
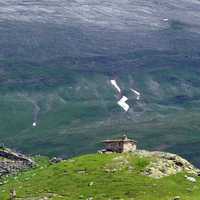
[103,139,137,143]
[103,135,137,144]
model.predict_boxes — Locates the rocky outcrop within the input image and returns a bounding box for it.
[133,150,200,178]
[0,148,34,165]
[50,157,63,164]
[0,147,34,176]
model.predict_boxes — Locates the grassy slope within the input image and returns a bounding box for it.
[0,153,200,200]
[0,63,200,166]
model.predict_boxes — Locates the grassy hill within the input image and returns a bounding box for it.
[0,152,200,200]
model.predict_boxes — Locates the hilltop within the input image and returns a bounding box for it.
[0,151,200,200]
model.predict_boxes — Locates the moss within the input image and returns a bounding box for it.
[0,153,199,200]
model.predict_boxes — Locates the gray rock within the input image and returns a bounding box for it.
[173,196,181,200]
[50,157,63,164]
[0,147,34,177]
[133,150,200,178]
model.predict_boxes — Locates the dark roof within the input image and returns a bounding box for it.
[103,135,137,144]
[103,139,137,143]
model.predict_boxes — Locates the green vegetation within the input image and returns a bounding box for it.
[0,65,200,166]
[0,153,200,200]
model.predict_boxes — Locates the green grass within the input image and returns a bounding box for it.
[0,153,200,200]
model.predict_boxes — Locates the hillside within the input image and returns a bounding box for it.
[1,63,200,167]
[0,151,200,200]
[1,0,200,167]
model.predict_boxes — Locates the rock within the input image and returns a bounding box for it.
[173,196,181,200]
[136,150,200,178]
[50,157,63,164]
[185,176,196,183]
[88,182,94,186]
[97,150,104,154]
[76,169,87,174]
[0,148,34,166]
[9,188,16,199]
[0,148,34,177]
[86,197,93,200]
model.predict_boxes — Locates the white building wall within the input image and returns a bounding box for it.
[123,143,136,152]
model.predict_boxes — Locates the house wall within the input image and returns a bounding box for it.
[105,142,123,153]
[123,142,136,152]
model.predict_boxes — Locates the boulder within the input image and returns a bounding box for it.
[50,157,63,164]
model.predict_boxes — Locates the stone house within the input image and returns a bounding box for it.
[102,135,137,153]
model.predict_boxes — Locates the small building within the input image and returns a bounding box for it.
[102,135,137,153]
